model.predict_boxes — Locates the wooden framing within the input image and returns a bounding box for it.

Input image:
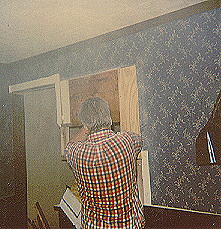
[58,66,140,130]
[9,67,151,206]
[57,66,151,205]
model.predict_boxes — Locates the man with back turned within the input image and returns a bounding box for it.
[65,97,145,228]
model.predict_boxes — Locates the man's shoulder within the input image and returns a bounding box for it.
[115,131,141,141]
[66,140,84,152]
[116,131,140,137]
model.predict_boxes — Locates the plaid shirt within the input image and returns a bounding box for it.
[65,129,145,229]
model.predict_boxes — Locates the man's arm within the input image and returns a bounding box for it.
[127,132,143,156]
[69,126,88,143]
[64,126,88,163]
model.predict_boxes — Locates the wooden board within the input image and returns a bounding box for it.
[117,66,140,134]
[141,150,151,205]
[118,66,150,204]
[69,69,119,126]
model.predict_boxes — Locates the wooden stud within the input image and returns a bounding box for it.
[117,66,148,204]
[117,66,140,134]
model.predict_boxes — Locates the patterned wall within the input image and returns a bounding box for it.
[6,7,221,214]
[136,8,221,213]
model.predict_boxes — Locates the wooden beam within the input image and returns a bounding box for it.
[118,66,151,205]
[117,66,140,134]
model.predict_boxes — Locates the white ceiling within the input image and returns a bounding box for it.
[0,0,205,64]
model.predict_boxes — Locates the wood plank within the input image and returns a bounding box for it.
[141,150,151,205]
[137,158,144,204]
[117,66,152,205]
[117,66,140,134]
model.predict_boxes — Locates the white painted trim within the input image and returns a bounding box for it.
[55,80,71,127]
[60,80,71,125]
[9,74,60,93]
[55,82,62,127]
[56,80,71,155]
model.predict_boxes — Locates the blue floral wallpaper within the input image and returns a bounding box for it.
[5,6,221,214]
[136,8,221,213]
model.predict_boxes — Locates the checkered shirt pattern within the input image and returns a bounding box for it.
[65,129,145,229]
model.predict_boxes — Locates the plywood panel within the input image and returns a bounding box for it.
[69,69,119,126]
